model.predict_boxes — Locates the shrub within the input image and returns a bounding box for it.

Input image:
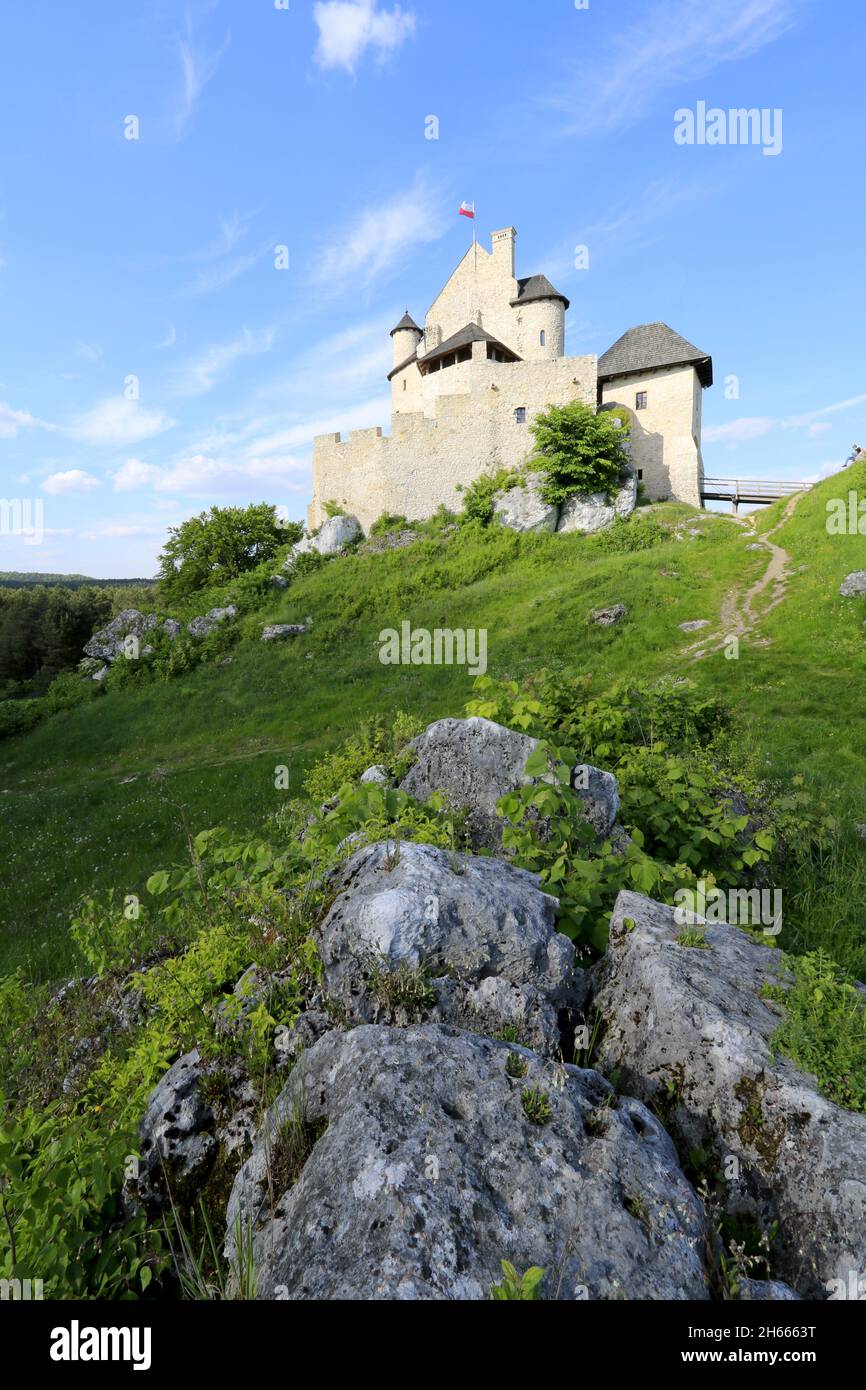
[158,504,290,603]
[369,513,411,536]
[458,467,524,526]
[530,401,630,505]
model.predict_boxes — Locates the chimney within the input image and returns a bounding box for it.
[491,227,517,276]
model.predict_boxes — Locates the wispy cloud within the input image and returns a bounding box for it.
[41,469,101,495]
[109,452,309,499]
[171,327,276,397]
[313,0,416,74]
[67,398,175,447]
[172,10,230,139]
[314,174,448,290]
[551,0,801,136]
[705,392,866,447]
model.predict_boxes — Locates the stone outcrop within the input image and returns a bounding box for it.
[493,472,558,533]
[261,624,307,642]
[314,840,580,1055]
[187,606,238,639]
[556,470,637,535]
[289,514,362,562]
[225,1024,711,1301]
[839,571,866,598]
[593,890,866,1299]
[83,609,159,663]
[589,604,627,626]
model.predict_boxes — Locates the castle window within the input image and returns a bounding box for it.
[636,391,648,410]
[637,469,644,481]
[539,330,546,347]
[515,407,527,424]
[402,379,407,390]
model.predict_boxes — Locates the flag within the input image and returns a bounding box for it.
[459,201,475,220]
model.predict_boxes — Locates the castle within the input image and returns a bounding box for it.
[308,226,713,530]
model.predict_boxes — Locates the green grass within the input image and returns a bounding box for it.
[1,474,865,983]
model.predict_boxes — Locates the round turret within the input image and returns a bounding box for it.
[390,310,423,369]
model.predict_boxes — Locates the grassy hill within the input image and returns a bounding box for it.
[1,464,865,983]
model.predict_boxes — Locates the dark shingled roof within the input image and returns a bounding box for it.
[390,311,422,338]
[598,322,713,388]
[510,274,570,310]
[416,322,521,369]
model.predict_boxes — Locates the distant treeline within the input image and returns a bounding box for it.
[0,573,155,590]
[0,584,153,686]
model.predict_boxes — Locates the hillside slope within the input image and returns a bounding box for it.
[1,467,865,982]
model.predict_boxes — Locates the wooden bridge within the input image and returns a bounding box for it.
[701,477,813,513]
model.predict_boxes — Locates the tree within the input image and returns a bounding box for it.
[530,402,631,506]
[157,504,302,602]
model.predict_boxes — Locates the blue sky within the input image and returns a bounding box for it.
[0,0,863,576]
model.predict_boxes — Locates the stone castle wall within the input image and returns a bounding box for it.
[309,353,597,530]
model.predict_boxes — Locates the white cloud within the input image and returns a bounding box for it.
[181,246,270,298]
[68,397,175,446]
[315,175,447,289]
[111,458,164,492]
[314,0,415,74]
[552,0,801,136]
[41,469,101,495]
[0,401,40,438]
[172,327,276,396]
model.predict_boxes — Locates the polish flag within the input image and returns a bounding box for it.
[459,201,476,219]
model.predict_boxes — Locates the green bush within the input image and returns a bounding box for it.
[158,504,292,603]
[530,401,630,505]
[458,467,524,526]
[763,951,866,1112]
[369,513,411,536]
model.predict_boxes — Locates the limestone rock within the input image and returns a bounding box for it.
[400,716,618,853]
[225,1024,711,1301]
[737,1278,800,1301]
[290,514,362,563]
[359,764,390,785]
[679,620,710,632]
[130,1048,255,1211]
[83,609,159,663]
[594,890,866,1298]
[556,471,636,535]
[314,840,579,1054]
[571,765,620,836]
[839,571,866,598]
[493,472,559,533]
[589,604,627,626]
[163,618,182,640]
[187,606,238,638]
[261,624,307,641]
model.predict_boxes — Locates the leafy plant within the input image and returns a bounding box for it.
[762,950,866,1112]
[521,1087,553,1125]
[490,1259,546,1300]
[530,401,630,505]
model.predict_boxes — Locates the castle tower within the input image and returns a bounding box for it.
[390,310,423,369]
[510,275,569,361]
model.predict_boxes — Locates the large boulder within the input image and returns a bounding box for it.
[399,717,618,851]
[594,890,866,1298]
[261,624,307,642]
[314,840,580,1055]
[83,609,159,663]
[493,472,559,533]
[840,571,866,598]
[556,471,636,535]
[225,1024,711,1301]
[187,606,238,639]
[290,514,362,562]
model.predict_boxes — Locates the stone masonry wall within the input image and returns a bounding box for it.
[600,364,704,507]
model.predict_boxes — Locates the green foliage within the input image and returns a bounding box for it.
[71,891,163,975]
[369,512,411,536]
[0,669,98,741]
[300,712,422,804]
[459,467,524,526]
[490,1260,546,1301]
[0,584,112,683]
[530,401,630,505]
[521,1087,553,1125]
[763,951,866,1112]
[322,501,346,518]
[0,1105,162,1298]
[158,504,290,603]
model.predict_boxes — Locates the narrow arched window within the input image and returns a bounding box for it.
[540,330,546,347]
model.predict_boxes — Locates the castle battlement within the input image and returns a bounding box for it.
[308,226,712,529]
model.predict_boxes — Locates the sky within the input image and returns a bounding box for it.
[0,0,864,577]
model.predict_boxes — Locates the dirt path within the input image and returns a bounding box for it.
[683,492,805,661]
